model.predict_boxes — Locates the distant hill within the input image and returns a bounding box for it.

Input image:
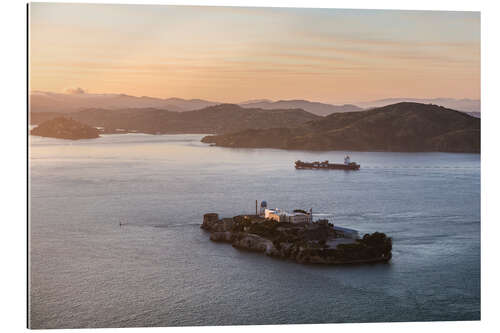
[239,99,362,116]
[31,117,99,140]
[31,104,320,135]
[202,102,480,153]
[30,111,62,125]
[30,91,479,118]
[239,99,273,105]
[358,98,480,113]
[30,91,362,116]
[29,91,218,113]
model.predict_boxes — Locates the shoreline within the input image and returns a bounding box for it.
[28,132,481,154]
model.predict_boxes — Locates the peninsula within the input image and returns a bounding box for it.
[202,102,480,153]
[201,202,392,265]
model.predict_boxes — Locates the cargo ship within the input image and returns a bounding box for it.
[295,155,360,170]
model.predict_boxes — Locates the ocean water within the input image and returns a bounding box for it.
[29,134,480,328]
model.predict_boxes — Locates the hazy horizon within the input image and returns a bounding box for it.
[29,89,481,105]
[30,3,480,105]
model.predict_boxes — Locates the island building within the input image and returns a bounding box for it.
[258,200,313,224]
[265,208,313,224]
[257,200,359,239]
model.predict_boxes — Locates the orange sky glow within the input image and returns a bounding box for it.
[29,3,480,104]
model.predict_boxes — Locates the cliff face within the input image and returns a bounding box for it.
[202,102,480,153]
[30,117,99,140]
[201,213,392,265]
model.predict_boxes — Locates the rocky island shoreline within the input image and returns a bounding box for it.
[201,213,392,265]
[30,117,100,140]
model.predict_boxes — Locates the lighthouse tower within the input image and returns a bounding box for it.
[259,201,268,216]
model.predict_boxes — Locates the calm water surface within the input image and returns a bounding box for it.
[29,134,480,328]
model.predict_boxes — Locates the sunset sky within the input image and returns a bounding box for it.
[29,3,480,104]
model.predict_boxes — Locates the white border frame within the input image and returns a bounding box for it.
[2,1,498,332]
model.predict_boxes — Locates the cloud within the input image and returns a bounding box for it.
[63,87,86,94]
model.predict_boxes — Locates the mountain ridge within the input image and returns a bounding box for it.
[238,99,362,116]
[201,102,480,153]
[29,91,218,113]
[30,90,480,116]
[31,104,321,135]
[358,98,480,113]
[30,91,362,116]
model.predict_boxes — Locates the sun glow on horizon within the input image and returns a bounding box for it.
[29,3,480,104]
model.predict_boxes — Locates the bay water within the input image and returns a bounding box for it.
[29,133,480,328]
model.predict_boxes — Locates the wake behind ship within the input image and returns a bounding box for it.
[295,155,360,170]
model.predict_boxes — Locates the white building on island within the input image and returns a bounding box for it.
[257,200,359,239]
[259,201,312,224]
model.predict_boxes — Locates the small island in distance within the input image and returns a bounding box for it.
[31,117,100,140]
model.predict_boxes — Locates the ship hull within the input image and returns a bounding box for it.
[295,163,360,170]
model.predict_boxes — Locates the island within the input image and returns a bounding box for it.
[30,117,100,140]
[201,203,392,265]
